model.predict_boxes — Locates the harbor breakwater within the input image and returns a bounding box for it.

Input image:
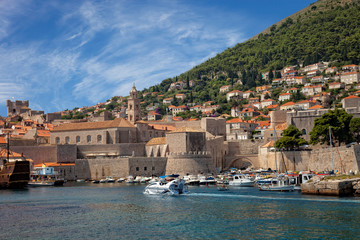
[301,176,360,196]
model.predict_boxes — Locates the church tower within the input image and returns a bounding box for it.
[128,83,140,124]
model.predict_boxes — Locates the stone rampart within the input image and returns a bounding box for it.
[165,151,216,176]
[77,143,145,158]
[75,157,167,179]
[259,145,360,172]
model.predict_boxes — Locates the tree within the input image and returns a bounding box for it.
[350,118,360,142]
[276,125,308,150]
[310,108,353,145]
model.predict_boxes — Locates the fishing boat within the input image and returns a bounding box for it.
[229,174,255,187]
[28,164,64,187]
[199,176,217,185]
[144,178,188,195]
[258,176,294,191]
[287,172,315,190]
[183,175,200,185]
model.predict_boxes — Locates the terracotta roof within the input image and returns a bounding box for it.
[37,130,50,137]
[227,90,242,94]
[266,104,279,109]
[226,118,253,124]
[343,95,360,100]
[262,140,275,148]
[146,137,167,146]
[169,127,204,133]
[341,72,359,76]
[148,124,176,131]
[52,118,135,132]
[281,101,295,107]
[34,162,75,168]
[0,137,6,144]
[280,93,291,96]
[308,105,324,109]
[0,149,23,158]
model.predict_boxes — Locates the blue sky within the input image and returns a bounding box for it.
[0,0,315,116]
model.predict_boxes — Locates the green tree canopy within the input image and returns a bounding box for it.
[276,125,307,150]
[310,108,353,145]
[350,117,360,142]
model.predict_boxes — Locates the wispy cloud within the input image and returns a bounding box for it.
[0,0,248,115]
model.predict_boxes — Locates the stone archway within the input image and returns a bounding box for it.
[224,154,259,170]
[228,158,253,170]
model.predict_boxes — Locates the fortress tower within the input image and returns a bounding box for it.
[6,100,29,117]
[128,84,140,124]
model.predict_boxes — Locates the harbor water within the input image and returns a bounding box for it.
[1,183,360,239]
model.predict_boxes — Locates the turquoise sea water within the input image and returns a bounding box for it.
[1,183,360,240]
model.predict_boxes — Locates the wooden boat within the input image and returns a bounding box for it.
[0,159,30,189]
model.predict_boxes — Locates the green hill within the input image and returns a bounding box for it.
[141,0,360,106]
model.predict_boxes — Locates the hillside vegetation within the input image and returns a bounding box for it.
[142,0,360,104]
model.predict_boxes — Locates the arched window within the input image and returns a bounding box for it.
[87,135,91,143]
[97,135,102,143]
[302,129,307,135]
[76,136,80,143]
[65,137,70,144]
[55,137,60,144]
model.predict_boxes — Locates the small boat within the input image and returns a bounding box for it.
[126,176,135,183]
[229,174,254,187]
[92,180,100,184]
[184,175,200,185]
[259,176,294,192]
[217,184,229,191]
[199,176,217,185]
[28,164,64,187]
[116,178,125,183]
[288,172,315,190]
[144,179,188,195]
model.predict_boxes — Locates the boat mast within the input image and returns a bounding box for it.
[329,126,334,173]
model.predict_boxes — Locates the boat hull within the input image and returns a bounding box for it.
[0,160,30,189]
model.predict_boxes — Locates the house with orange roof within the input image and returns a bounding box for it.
[261,99,277,109]
[147,111,162,121]
[287,87,298,93]
[266,104,279,111]
[295,100,316,110]
[272,78,283,87]
[340,72,360,85]
[163,97,173,105]
[301,85,323,96]
[219,85,232,93]
[157,94,164,98]
[328,82,344,90]
[253,120,271,139]
[175,93,186,101]
[252,102,260,109]
[342,64,359,72]
[354,90,360,96]
[303,62,324,73]
[279,93,291,102]
[342,95,360,108]
[239,108,260,119]
[226,118,258,140]
[311,75,325,84]
[283,70,298,78]
[203,101,213,106]
[248,97,259,105]
[256,85,271,93]
[325,66,338,74]
[172,105,188,116]
[168,105,177,111]
[190,105,203,112]
[243,90,255,99]
[280,101,295,111]
[313,92,330,102]
[226,90,243,101]
[231,106,241,117]
[306,70,321,78]
[308,105,324,109]
[260,91,272,101]
[0,149,27,162]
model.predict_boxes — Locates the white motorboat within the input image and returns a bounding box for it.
[288,172,315,190]
[144,179,188,195]
[126,176,135,183]
[28,165,64,187]
[184,175,200,185]
[116,178,125,183]
[259,176,294,191]
[229,174,255,187]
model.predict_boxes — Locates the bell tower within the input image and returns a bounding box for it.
[128,83,140,124]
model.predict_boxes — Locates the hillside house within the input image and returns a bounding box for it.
[226,90,243,101]
[280,101,295,111]
[342,64,359,72]
[261,99,277,109]
[279,93,291,102]
[294,100,316,110]
[303,63,324,73]
[175,94,186,101]
[307,70,321,78]
[272,78,283,87]
[163,98,173,105]
[340,72,360,85]
[287,87,298,93]
[243,90,255,99]
[256,85,271,93]
[301,85,323,96]
[328,82,344,89]
[147,111,162,121]
[311,76,325,84]
[342,95,360,108]
[226,118,258,140]
[239,108,260,119]
[219,85,232,93]
[172,105,187,116]
[260,91,272,101]
[325,67,337,74]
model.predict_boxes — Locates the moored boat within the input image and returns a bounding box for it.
[229,174,255,187]
[144,178,188,195]
[0,159,30,189]
[259,176,294,191]
[28,164,64,187]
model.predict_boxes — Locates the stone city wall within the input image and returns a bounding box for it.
[77,143,146,158]
[258,145,360,172]
[206,136,227,172]
[10,145,77,165]
[165,152,216,176]
[75,157,167,179]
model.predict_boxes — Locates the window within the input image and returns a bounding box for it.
[152,166,155,171]
[302,129,307,135]
[76,136,80,143]
[136,167,139,171]
[144,167,147,171]
[97,135,102,143]
[55,137,60,144]
[87,135,91,143]
[65,137,70,144]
